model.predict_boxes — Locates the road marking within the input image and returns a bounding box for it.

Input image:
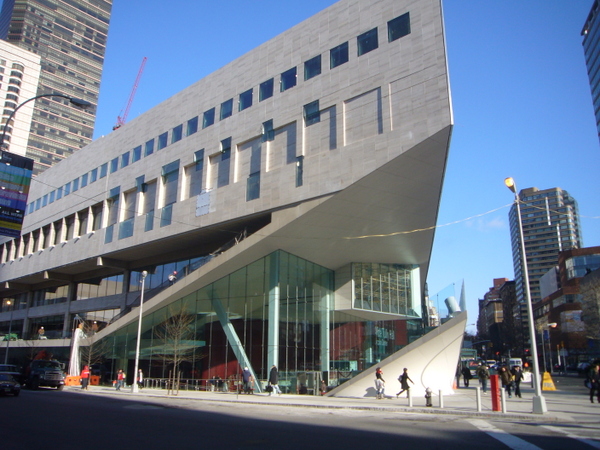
[467,419,543,450]
[541,425,600,449]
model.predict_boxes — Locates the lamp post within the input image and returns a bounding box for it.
[0,94,92,150]
[3,300,14,364]
[132,270,147,393]
[505,177,547,414]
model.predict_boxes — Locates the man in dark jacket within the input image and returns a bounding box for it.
[268,365,281,395]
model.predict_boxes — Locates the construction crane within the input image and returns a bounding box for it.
[113,56,147,130]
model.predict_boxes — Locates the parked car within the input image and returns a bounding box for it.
[0,364,24,384]
[0,373,21,396]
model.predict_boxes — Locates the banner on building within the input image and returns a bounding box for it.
[0,151,34,238]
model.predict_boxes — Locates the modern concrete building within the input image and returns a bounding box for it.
[0,40,41,157]
[0,0,112,174]
[582,1,600,144]
[0,0,452,389]
[508,187,582,307]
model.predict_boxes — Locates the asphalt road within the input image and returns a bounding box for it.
[1,381,599,450]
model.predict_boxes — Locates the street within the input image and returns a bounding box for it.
[0,376,599,449]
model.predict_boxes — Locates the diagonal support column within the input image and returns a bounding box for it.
[211,295,261,393]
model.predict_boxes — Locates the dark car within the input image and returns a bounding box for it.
[0,373,21,396]
[0,364,24,384]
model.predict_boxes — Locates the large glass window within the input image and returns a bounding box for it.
[357,27,378,56]
[105,187,120,244]
[304,55,322,80]
[239,89,253,111]
[121,151,130,168]
[145,138,155,156]
[247,172,260,201]
[259,78,274,101]
[132,145,142,162]
[220,99,233,120]
[160,161,180,227]
[330,42,349,68]
[303,100,320,126]
[388,12,411,42]
[100,163,108,178]
[262,119,274,142]
[203,108,215,128]
[110,157,119,173]
[280,67,297,92]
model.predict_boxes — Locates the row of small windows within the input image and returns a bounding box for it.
[26,12,410,215]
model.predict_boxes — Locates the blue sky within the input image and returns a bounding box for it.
[91,1,600,333]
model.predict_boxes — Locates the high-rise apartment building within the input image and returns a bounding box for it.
[582,1,600,144]
[508,187,582,306]
[0,0,112,174]
[0,40,40,157]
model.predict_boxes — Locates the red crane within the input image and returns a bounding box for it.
[113,56,147,130]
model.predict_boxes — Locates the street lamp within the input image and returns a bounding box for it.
[132,270,147,393]
[0,94,92,150]
[505,177,547,414]
[3,300,14,364]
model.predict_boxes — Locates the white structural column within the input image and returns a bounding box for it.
[267,252,280,370]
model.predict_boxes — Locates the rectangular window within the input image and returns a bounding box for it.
[172,124,183,143]
[157,132,168,150]
[296,155,304,187]
[110,157,119,173]
[121,151,130,168]
[100,163,108,178]
[143,181,156,232]
[42,194,48,207]
[160,161,179,228]
[132,145,142,162]
[64,182,71,196]
[90,168,98,183]
[262,119,274,142]
[303,100,320,126]
[49,191,55,203]
[220,98,233,120]
[105,187,120,244]
[330,42,349,68]
[388,12,411,42]
[357,27,378,56]
[81,173,88,188]
[304,55,322,80]
[203,108,215,128]
[247,172,260,201]
[239,88,253,111]
[259,78,274,101]
[118,189,136,240]
[145,138,155,156]
[188,150,204,197]
[57,186,63,200]
[280,67,297,92]
[186,116,198,136]
[72,178,79,192]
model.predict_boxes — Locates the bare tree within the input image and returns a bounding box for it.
[580,269,600,354]
[79,322,111,370]
[153,303,196,393]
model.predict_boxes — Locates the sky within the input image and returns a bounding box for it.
[85,0,600,333]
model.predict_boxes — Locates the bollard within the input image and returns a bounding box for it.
[501,387,507,413]
[439,389,444,408]
[476,386,482,412]
[490,374,501,412]
[408,388,413,407]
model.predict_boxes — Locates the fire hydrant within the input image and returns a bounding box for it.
[425,387,432,407]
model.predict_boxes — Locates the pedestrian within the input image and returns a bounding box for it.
[80,365,90,390]
[375,376,385,399]
[499,366,514,398]
[137,369,144,390]
[588,361,600,404]
[511,365,524,398]
[396,367,414,398]
[476,362,490,393]
[461,365,472,388]
[242,366,253,394]
[268,365,282,395]
[168,271,177,285]
[115,369,124,391]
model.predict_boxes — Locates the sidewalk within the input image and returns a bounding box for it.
[70,375,598,424]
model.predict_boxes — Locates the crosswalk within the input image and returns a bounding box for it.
[467,419,600,449]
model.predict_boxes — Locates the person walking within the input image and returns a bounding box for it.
[242,366,253,394]
[375,376,385,399]
[80,365,90,390]
[511,365,524,398]
[396,368,414,398]
[499,366,514,398]
[588,361,600,403]
[115,369,124,391]
[268,365,281,396]
[461,365,472,388]
[476,362,490,393]
[137,369,144,390]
